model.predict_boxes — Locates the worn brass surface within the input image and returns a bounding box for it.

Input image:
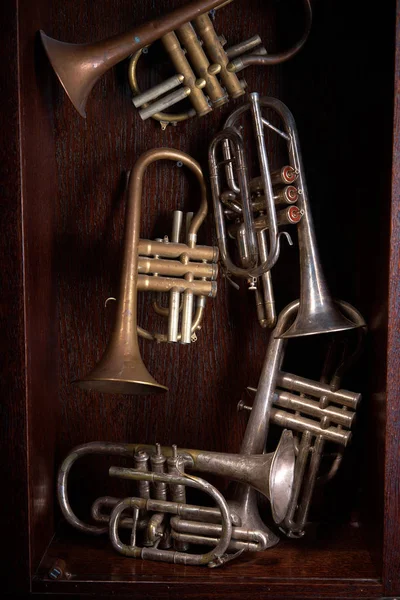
[76,148,216,394]
[162,31,212,117]
[193,13,245,99]
[176,22,227,106]
[40,0,225,117]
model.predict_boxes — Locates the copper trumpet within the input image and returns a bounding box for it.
[40,0,312,121]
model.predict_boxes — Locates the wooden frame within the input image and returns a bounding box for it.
[2,0,399,598]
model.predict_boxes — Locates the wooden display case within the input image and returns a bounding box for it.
[2,0,399,598]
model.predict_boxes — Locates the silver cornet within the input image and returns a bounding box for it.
[209,93,363,337]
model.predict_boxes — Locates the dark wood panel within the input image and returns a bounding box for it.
[280,0,396,581]
[383,2,400,596]
[18,0,59,577]
[33,524,381,598]
[0,0,29,594]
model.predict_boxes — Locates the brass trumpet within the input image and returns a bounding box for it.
[40,0,312,121]
[76,148,218,395]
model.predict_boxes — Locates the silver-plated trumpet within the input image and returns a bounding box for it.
[57,430,295,567]
[239,299,366,537]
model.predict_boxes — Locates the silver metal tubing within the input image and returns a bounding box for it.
[276,371,361,409]
[209,127,259,277]
[139,86,191,120]
[257,229,276,328]
[132,74,184,108]
[181,289,194,344]
[281,431,312,537]
[212,94,297,279]
[150,443,168,501]
[134,450,151,500]
[248,92,282,273]
[225,35,263,59]
[229,205,302,238]
[139,295,207,343]
[170,516,269,552]
[284,433,324,537]
[167,288,180,342]
[270,408,351,446]
[275,390,355,428]
[230,49,268,73]
[91,494,242,529]
[245,388,355,428]
[91,496,147,530]
[171,210,183,243]
[168,446,189,551]
[57,441,136,535]
[108,470,233,567]
[170,530,266,552]
[240,301,299,456]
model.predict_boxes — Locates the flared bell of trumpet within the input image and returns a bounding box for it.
[279,294,359,339]
[75,336,168,395]
[40,31,103,118]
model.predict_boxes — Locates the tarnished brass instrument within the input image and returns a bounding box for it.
[129,0,312,128]
[240,299,366,537]
[58,429,295,567]
[76,148,219,395]
[209,95,366,537]
[40,0,312,121]
[209,93,362,335]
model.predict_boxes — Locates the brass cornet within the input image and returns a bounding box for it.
[76,148,218,395]
[40,0,312,122]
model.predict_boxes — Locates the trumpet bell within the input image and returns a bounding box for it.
[75,344,168,395]
[268,429,295,523]
[40,31,94,118]
[279,298,360,339]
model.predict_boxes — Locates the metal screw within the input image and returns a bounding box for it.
[48,567,62,580]
[48,559,67,580]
